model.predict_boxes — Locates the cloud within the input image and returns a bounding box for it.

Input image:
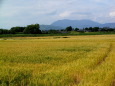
[59,11,71,17]
[59,11,92,19]
[109,11,115,17]
[45,10,57,16]
[0,0,115,28]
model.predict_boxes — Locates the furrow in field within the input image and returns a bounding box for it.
[111,77,115,86]
[78,43,114,86]
[93,43,112,69]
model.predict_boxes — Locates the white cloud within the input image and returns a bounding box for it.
[1,0,115,28]
[109,11,115,17]
[59,11,72,17]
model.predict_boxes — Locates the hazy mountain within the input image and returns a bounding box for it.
[40,25,64,30]
[51,19,101,28]
[51,19,115,29]
[39,20,115,30]
[101,23,115,28]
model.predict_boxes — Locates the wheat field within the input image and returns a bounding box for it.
[0,35,115,86]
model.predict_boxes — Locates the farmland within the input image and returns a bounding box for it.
[0,35,115,86]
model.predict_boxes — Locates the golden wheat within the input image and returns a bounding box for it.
[0,35,114,86]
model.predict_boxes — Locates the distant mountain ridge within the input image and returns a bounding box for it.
[101,23,115,28]
[39,19,115,30]
[40,25,64,30]
[51,19,115,29]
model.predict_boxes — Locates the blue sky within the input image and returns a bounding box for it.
[0,0,115,29]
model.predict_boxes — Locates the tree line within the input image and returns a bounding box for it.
[64,26,115,32]
[0,24,115,34]
[0,24,41,34]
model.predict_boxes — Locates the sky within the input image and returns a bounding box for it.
[0,0,115,29]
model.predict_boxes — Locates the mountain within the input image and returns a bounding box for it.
[51,19,101,29]
[40,25,64,30]
[39,20,115,30]
[101,23,115,28]
[51,19,115,29]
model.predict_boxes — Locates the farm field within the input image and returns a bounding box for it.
[0,35,115,86]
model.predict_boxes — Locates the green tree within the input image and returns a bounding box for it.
[89,27,93,31]
[0,29,10,34]
[10,27,25,34]
[23,24,41,34]
[48,29,59,34]
[74,28,79,31]
[84,27,89,31]
[65,26,73,31]
[0,29,3,34]
[93,27,99,32]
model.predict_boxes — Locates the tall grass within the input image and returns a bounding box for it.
[0,35,115,86]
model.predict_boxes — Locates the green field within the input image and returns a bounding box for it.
[0,32,115,37]
[0,35,115,86]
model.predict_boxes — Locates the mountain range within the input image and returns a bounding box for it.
[40,19,115,30]
[40,25,63,30]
